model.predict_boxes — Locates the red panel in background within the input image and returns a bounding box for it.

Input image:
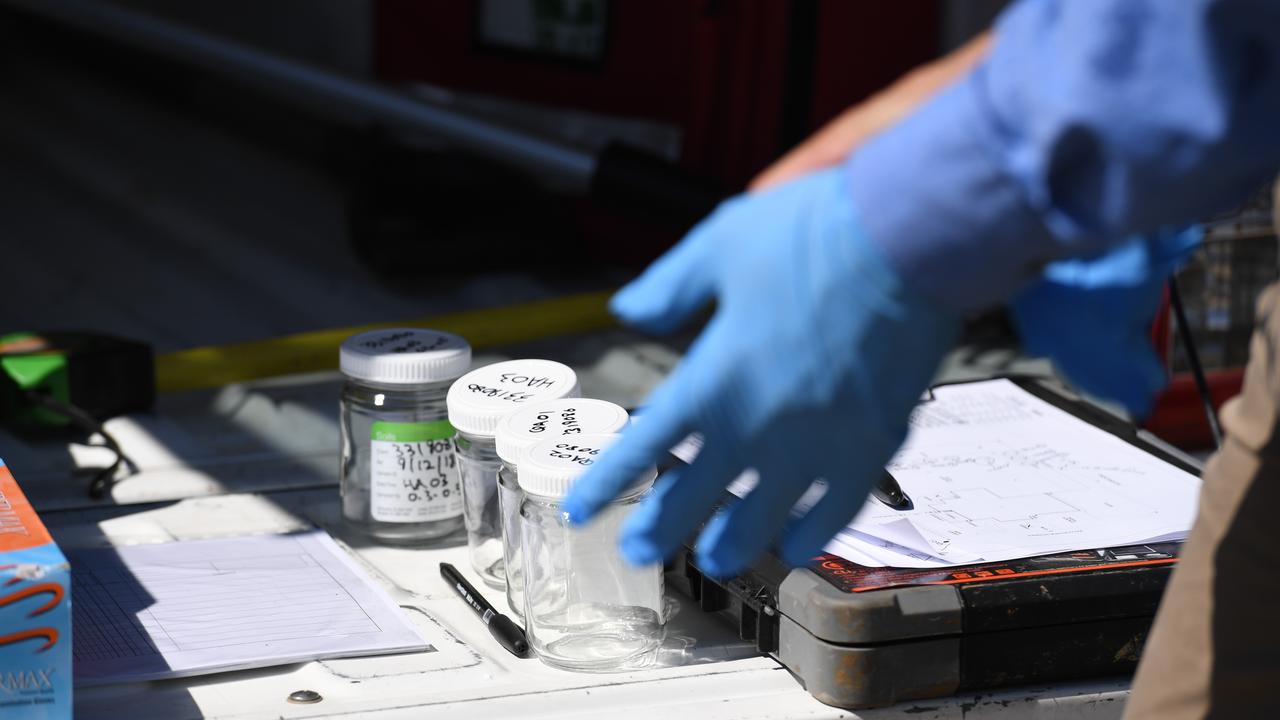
[371,2,943,269]
[1147,288,1244,451]
[375,1,699,125]
[681,2,792,186]
[1145,369,1243,451]
[373,1,941,190]
[809,1,942,129]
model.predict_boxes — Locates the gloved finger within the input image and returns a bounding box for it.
[562,362,702,525]
[693,456,813,578]
[609,225,719,334]
[565,316,733,523]
[618,440,744,566]
[777,473,872,567]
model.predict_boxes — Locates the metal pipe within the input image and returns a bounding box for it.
[1,0,598,191]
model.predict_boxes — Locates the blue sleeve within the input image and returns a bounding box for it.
[847,0,1280,312]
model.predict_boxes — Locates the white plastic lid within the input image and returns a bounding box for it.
[494,398,630,465]
[519,432,656,499]
[339,328,471,384]
[447,359,580,437]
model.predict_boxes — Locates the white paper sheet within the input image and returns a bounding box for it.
[841,379,1201,566]
[680,379,1201,568]
[71,530,429,684]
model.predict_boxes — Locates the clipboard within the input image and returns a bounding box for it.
[665,375,1200,709]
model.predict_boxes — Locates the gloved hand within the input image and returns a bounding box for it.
[561,168,958,578]
[1011,227,1202,418]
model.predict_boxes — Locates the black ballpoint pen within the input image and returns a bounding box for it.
[872,471,913,511]
[440,562,529,657]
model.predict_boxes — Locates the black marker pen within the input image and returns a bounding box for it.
[440,562,528,657]
[872,471,913,511]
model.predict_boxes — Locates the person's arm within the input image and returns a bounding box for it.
[749,32,991,193]
[561,0,1280,577]
[850,0,1280,312]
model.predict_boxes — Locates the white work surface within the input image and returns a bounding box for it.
[43,489,1132,720]
[5,343,1136,718]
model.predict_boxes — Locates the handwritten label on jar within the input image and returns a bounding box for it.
[465,373,562,404]
[528,407,582,435]
[357,329,452,354]
[548,442,601,466]
[370,420,462,523]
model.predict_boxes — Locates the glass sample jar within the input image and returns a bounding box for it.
[495,399,630,618]
[519,433,664,671]
[446,359,579,588]
[339,328,471,545]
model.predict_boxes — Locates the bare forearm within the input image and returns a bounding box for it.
[749,31,991,193]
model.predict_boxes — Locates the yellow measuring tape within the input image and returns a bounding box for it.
[155,291,616,393]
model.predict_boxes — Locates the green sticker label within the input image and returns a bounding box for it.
[371,420,455,443]
[369,419,461,523]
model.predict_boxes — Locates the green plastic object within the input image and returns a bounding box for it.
[0,332,71,427]
[0,331,154,430]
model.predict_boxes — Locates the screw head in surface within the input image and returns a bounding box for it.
[288,690,323,704]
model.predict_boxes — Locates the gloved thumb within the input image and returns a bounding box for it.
[611,221,719,334]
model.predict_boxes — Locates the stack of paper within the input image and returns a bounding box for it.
[71,530,429,684]
[678,379,1202,569]
[836,379,1200,567]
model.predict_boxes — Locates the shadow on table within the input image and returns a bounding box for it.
[636,592,762,669]
[66,545,204,720]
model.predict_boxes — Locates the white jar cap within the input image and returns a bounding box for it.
[339,328,471,384]
[518,432,656,499]
[495,398,630,465]
[447,359,580,437]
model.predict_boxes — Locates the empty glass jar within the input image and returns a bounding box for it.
[339,328,471,544]
[495,398,630,617]
[446,359,579,588]
[519,433,665,671]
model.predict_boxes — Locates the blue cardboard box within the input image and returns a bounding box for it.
[0,459,71,718]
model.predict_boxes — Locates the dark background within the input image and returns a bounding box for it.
[0,0,1004,352]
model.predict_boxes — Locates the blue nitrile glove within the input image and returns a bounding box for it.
[1011,227,1202,418]
[561,167,958,578]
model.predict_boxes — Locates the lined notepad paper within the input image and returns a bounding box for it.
[71,531,428,684]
